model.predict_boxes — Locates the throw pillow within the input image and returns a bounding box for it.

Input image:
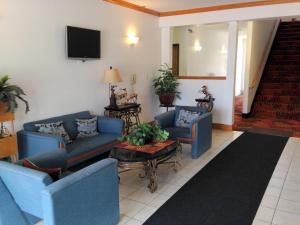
[23,159,62,181]
[35,121,72,144]
[76,117,99,138]
[175,109,201,128]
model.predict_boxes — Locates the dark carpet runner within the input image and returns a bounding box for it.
[144,132,288,225]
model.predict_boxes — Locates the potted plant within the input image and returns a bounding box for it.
[119,123,169,146]
[0,75,29,114]
[153,64,180,106]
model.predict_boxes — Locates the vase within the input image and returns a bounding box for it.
[0,102,7,114]
[159,94,175,106]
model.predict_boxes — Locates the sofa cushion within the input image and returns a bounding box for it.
[66,133,119,159]
[23,111,92,139]
[76,117,99,138]
[0,178,30,225]
[175,109,201,128]
[35,121,72,143]
[175,106,208,125]
[165,127,191,139]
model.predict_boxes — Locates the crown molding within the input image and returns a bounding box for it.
[104,0,300,17]
[103,0,160,16]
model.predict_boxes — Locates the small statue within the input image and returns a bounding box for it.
[0,123,10,138]
[126,93,138,104]
[199,85,212,100]
[196,85,214,112]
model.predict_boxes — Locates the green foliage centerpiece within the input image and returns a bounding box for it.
[119,123,169,146]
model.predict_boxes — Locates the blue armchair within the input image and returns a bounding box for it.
[17,111,124,167]
[155,105,212,159]
[0,151,120,225]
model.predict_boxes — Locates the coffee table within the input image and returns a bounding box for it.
[110,141,181,193]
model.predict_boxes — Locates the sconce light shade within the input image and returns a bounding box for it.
[103,67,122,84]
[127,33,140,45]
[194,40,203,52]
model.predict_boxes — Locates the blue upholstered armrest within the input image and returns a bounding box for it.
[97,116,124,135]
[190,112,213,129]
[154,110,176,128]
[17,149,68,171]
[41,158,120,225]
[0,161,52,218]
[17,130,66,159]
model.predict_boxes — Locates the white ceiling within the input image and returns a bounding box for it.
[126,0,262,12]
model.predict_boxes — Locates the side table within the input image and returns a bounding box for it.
[104,104,141,133]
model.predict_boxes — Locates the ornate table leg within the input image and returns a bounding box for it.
[147,159,158,193]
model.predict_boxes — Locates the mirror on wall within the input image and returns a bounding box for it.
[172,23,229,78]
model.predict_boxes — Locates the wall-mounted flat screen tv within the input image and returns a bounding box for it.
[66,26,101,59]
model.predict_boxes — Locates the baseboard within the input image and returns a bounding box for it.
[242,112,251,118]
[213,123,233,131]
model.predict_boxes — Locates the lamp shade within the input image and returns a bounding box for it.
[103,68,122,84]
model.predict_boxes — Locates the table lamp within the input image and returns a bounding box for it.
[103,67,123,108]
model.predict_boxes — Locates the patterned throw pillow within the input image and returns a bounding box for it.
[76,117,99,138]
[175,109,201,128]
[35,121,72,143]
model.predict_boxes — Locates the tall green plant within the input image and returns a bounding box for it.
[152,64,181,98]
[0,75,29,113]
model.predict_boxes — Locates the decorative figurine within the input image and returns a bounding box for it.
[195,85,215,112]
[0,123,10,138]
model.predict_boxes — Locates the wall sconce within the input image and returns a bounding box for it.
[221,44,228,54]
[194,40,203,52]
[127,32,140,46]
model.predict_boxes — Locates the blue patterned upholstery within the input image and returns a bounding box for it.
[155,105,212,159]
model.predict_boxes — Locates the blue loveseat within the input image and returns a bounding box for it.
[0,149,120,225]
[155,105,212,159]
[17,111,124,167]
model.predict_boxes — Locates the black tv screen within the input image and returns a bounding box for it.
[66,26,101,59]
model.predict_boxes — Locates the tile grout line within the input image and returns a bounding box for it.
[270,138,298,224]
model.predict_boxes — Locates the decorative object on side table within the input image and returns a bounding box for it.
[195,85,215,112]
[103,67,123,108]
[112,123,181,193]
[153,64,181,106]
[0,75,29,162]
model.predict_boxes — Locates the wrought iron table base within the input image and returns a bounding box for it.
[118,144,182,193]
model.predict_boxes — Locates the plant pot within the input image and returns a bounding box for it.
[159,94,175,106]
[0,102,7,114]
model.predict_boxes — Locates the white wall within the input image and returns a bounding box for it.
[173,24,229,76]
[163,22,238,125]
[243,19,279,113]
[0,0,161,130]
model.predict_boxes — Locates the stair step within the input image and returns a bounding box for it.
[263,77,300,83]
[253,103,300,112]
[268,61,300,65]
[263,70,300,76]
[255,95,300,104]
[271,50,300,55]
[267,65,300,71]
[260,83,300,89]
[253,111,300,121]
[258,89,300,96]
[270,55,300,60]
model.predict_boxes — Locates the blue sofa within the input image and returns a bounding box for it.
[17,111,124,167]
[0,150,120,225]
[155,105,212,159]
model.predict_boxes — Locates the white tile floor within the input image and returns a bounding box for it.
[37,130,300,225]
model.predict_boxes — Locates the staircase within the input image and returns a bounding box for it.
[234,21,300,137]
